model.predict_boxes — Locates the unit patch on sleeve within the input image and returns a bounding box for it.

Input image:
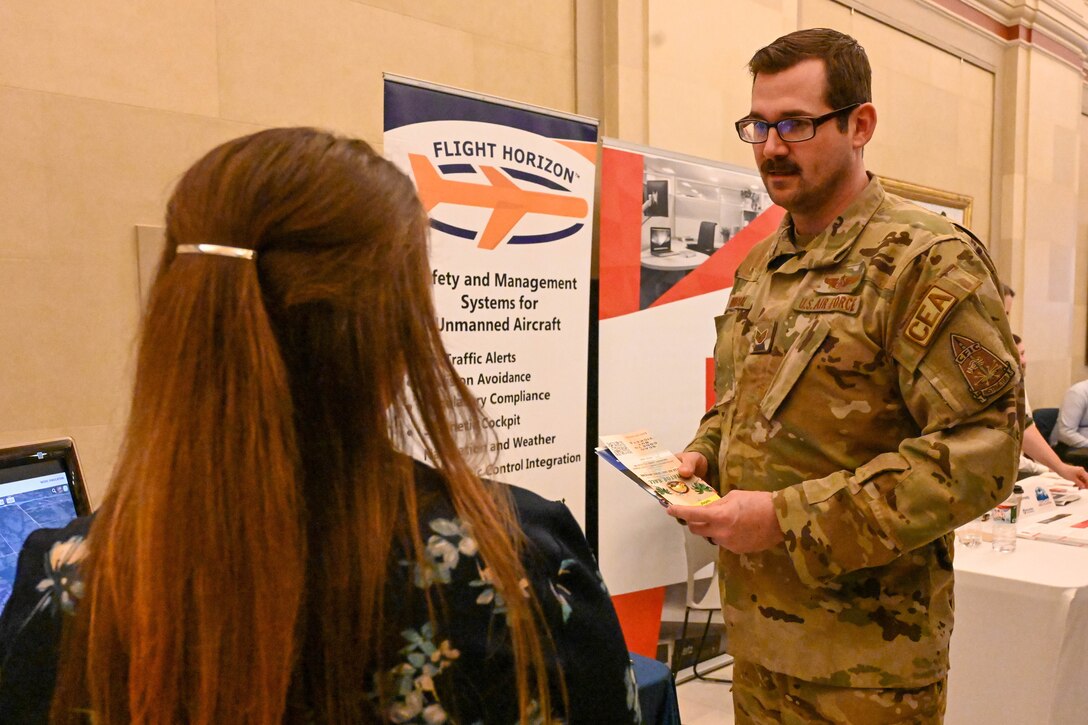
[905,285,958,346]
[951,333,1014,402]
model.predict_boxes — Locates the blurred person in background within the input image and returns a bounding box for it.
[1012,334,1088,487]
[1053,376,1088,469]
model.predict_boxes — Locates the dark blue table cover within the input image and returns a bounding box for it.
[631,652,681,725]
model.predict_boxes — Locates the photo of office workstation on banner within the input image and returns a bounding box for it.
[639,154,772,310]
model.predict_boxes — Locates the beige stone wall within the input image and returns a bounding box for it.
[1075,110,1088,388]
[1007,48,1086,405]
[0,0,581,504]
[643,0,798,164]
[813,5,995,245]
[1074,109,1088,396]
[639,0,996,248]
[625,0,1087,405]
[3,0,1087,503]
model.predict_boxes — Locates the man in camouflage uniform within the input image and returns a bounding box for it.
[668,28,1022,724]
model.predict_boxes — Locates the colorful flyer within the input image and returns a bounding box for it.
[597,429,719,506]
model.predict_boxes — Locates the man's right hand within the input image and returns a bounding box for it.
[676,451,708,480]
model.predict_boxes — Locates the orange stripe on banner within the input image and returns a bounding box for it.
[557,139,599,166]
[598,147,646,320]
[611,586,666,658]
[649,205,785,309]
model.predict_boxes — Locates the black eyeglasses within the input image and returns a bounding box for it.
[734,103,861,144]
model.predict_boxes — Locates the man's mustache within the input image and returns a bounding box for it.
[761,160,801,175]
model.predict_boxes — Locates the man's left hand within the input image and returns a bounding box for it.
[667,490,785,554]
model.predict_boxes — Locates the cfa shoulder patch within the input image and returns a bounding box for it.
[904,285,958,346]
[951,333,1014,403]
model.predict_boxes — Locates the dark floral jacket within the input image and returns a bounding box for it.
[0,461,641,724]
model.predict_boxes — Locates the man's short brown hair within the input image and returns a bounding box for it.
[748,28,872,121]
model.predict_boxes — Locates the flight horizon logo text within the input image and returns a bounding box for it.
[409,153,589,250]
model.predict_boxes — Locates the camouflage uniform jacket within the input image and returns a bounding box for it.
[686,176,1023,688]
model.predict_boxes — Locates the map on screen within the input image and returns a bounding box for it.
[0,442,89,613]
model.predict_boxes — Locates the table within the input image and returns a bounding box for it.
[630,652,681,725]
[640,249,706,271]
[946,478,1088,724]
[638,249,709,308]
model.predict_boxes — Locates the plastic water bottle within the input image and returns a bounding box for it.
[992,484,1024,553]
[956,514,986,547]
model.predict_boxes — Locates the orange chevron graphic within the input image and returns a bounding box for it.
[409,153,588,250]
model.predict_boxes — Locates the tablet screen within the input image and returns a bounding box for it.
[0,441,90,612]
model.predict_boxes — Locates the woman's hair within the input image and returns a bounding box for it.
[51,128,554,723]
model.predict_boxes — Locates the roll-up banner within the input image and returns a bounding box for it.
[597,138,784,594]
[384,75,598,526]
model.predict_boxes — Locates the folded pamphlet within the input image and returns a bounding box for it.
[596,429,720,507]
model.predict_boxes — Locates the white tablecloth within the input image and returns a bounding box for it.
[947,478,1088,724]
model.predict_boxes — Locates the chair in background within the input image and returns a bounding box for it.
[1034,407,1059,446]
[687,221,717,254]
[675,525,731,682]
[1042,405,1088,466]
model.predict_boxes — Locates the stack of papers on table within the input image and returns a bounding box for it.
[1019,511,1088,547]
[1017,480,1088,547]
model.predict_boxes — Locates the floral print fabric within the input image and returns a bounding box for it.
[0,462,640,723]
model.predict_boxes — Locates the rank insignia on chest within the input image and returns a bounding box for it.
[750,322,775,354]
[813,263,865,294]
[951,333,1014,402]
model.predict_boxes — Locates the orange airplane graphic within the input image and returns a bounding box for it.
[409,153,588,250]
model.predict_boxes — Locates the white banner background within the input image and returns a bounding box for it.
[384,84,597,525]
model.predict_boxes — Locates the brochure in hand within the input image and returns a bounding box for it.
[596,429,720,507]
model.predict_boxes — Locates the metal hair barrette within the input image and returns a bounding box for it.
[176,244,256,261]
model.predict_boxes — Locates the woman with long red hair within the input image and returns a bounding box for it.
[0,128,639,724]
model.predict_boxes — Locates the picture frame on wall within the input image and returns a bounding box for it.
[879,175,973,228]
